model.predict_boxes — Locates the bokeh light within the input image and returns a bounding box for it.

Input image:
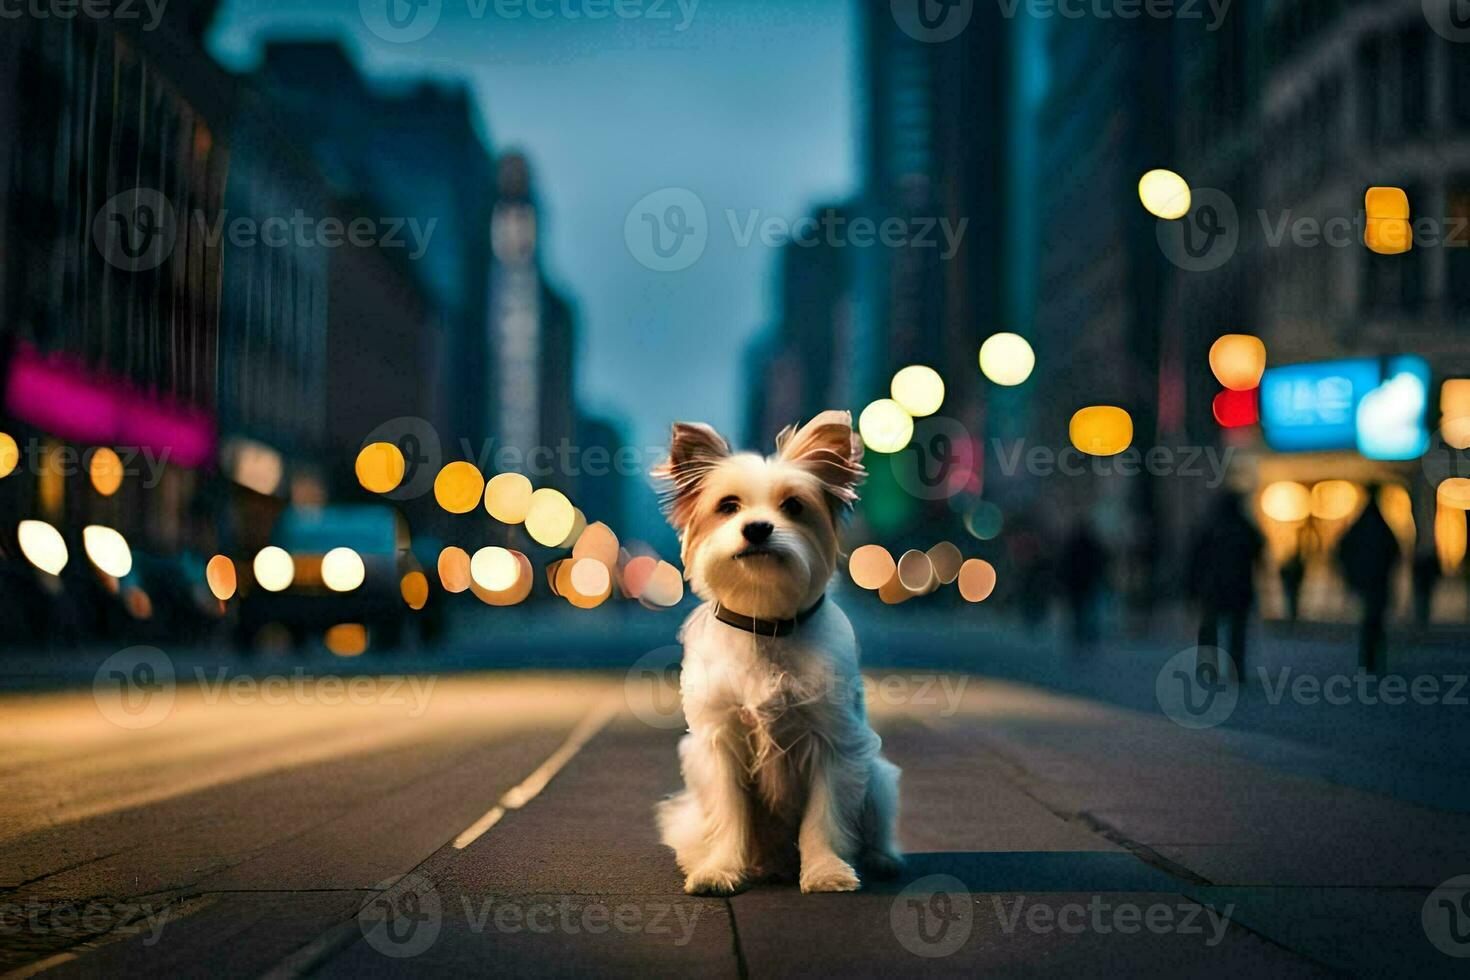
[858,399,914,454]
[557,508,588,549]
[1137,168,1191,219]
[471,546,520,591]
[321,547,366,592]
[434,461,486,514]
[878,572,916,605]
[1440,379,1470,450]
[0,432,17,478]
[525,488,576,546]
[17,520,67,576]
[572,522,620,568]
[1436,500,1468,574]
[485,472,534,523]
[849,544,896,590]
[1068,406,1133,456]
[565,557,612,608]
[471,550,533,606]
[437,546,472,593]
[325,623,368,657]
[640,560,685,608]
[1261,481,1311,522]
[1438,477,1470,510]
[400,570,429,610]
[896,549,935,593]
[355,442,406,494]
[964,501,1004,540]
[88,447,124,496]
[1209,334,1267,391]
[620,555,658,598]
[890,365,945,417]
[978,332,1035,386]
[1309,480,1360,521]
[1364,185,1411,255]
[253,546,295,592]
[82,525,133,578]
[207,554,238,601]
[1212,387,1259,427]
[927,541,963,585]
[958,558,997,602]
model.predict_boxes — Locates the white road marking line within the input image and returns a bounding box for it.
[1,953,76,980]
[453,697,620,849]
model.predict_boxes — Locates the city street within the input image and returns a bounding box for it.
[4,623,1469,977]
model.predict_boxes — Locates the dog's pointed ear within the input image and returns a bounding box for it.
[775,410,865,506]
[651,422,732,530]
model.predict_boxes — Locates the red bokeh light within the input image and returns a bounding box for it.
[1213,387,1259,428]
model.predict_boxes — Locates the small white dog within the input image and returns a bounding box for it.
[651,410,902,894]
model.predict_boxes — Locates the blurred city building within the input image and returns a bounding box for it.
[1028,15,1176,611]
[742,203,857,448]
[744,3,1012,544]
[0,11,438,644]
[249,40,493,456]
[1170,0,1470,621]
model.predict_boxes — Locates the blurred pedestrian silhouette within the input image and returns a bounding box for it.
[1187,492,1263,678]
[1412,548,1440,629]
[1060,521,1107,647]
[1009,513,1053,628]
[1278,523,1318,622]
[1337,486,1400,674]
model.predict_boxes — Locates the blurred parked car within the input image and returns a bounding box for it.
[236,504,418,652]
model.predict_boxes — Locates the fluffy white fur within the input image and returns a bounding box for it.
[652,411,902,894]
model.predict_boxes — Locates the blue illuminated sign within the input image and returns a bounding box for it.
[1259,356,1431,457]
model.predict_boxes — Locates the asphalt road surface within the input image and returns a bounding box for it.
[2,657,1469,977]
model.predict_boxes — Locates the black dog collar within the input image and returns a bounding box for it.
[714,594,825,637]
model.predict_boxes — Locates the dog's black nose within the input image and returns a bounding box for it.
[742,521,774,544]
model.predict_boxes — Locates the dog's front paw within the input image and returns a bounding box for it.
[685,865,746,896]
[799,856,860,893]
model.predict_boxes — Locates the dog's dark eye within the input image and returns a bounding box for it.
[716,496,740,515]
[780,497,804,518]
